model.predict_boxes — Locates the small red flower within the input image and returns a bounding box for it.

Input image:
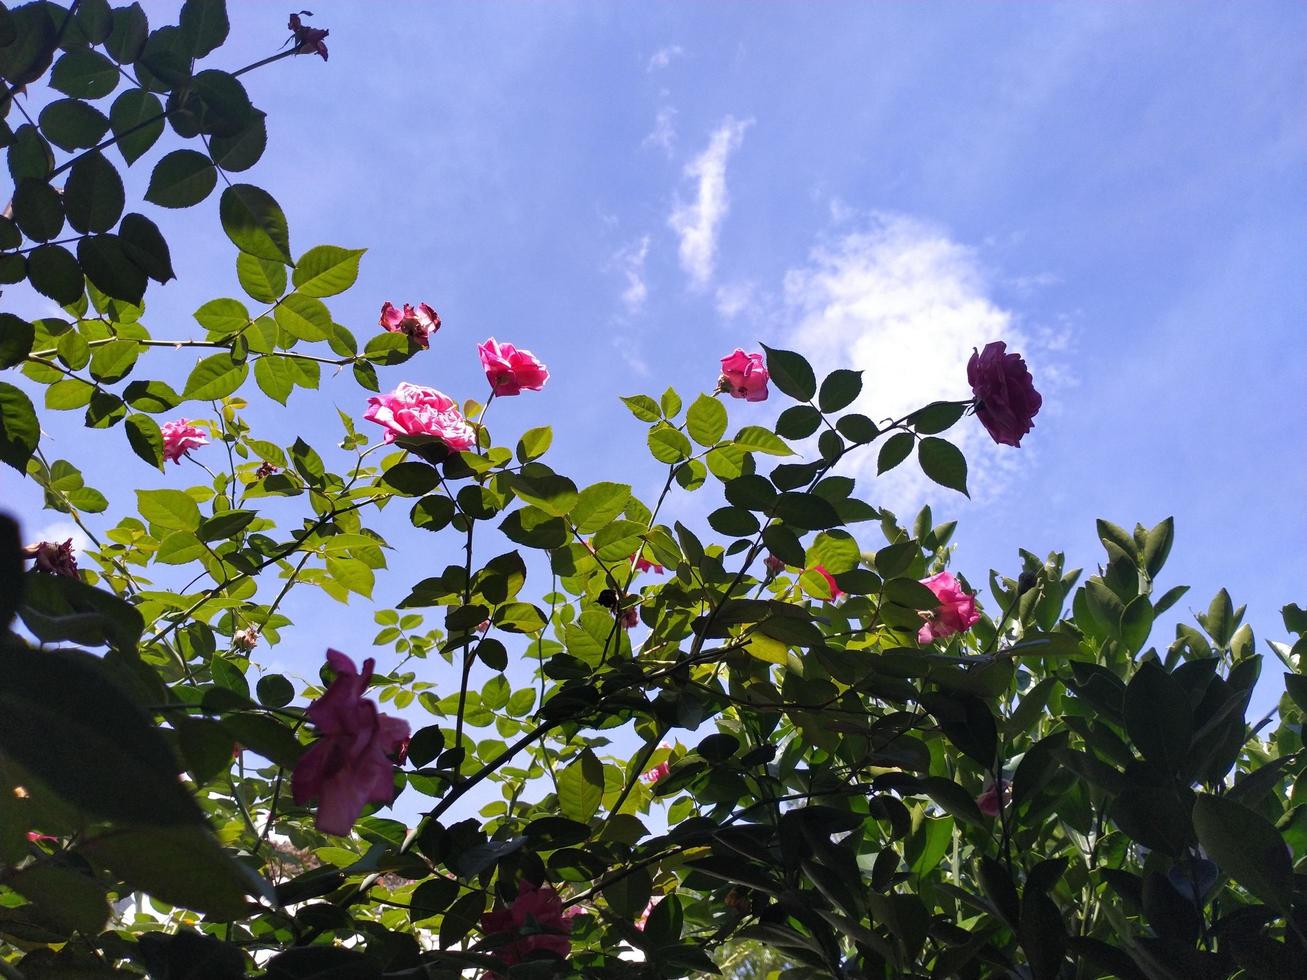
[641,761,670,785]
[810,565,842,602]
[288,11,329,61]
[480,880,572,973]
[254,461,278,479]
[620,607,639,630]
[917,571,980,645]
[632,553,664,574]
[763,554,785,576]
[22,539,78,578]
[977,778,1011,818]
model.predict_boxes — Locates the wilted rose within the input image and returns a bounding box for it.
[379,302,440,349]
[291,650,410,836]
[22,539,77,578]
[968,342,1042,447]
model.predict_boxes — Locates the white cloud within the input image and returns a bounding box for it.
[615,236,651,314]
[715,280,757,320]
[783,212,1067,514]
[668,116,751,288]
[643,105,678,155]
[646,45,684,72]
[31,519,90,557]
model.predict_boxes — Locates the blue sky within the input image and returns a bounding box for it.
[7,0,1305,735]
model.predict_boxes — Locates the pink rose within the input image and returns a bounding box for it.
[160,418,208,464]
[478,338,550,397]
[254,461,278,479]
[233,626,259,652]
[379,302,440,350]
[811,565,843,602]
[967,342,1043,448]
[917,571,981,645]
[363,383,476,451]
[22,539,77,578]
[976,778,1011,818]
[480,880,572,972]
[763,554,785,576]
[718,349,769,402]
[632,554,664,574]
[291,650,410,836]
[642,761,670,785]
[288,11,329,60]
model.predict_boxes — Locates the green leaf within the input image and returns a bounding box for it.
[558,747,604,822]
[918,437,968,495]
[516,425,553,463]
[190,69,252,137]
[1120,595,1154,655]
[733,425,794,456]
[252,356,292,405]
[571,482,632,535]
[0,1,57,86]
[908,400,968,435]
[197,510,254,541]
[273,292,330,341]
[81,824,253,919]
[78,234,146,304]
[12,178,65,241]
[1124,662,1191,773]
[818,369,862,413]
[776,404,822,440]
[145,149,216,208]
[1204,589,1235,647]
[1192,793,1293,910]
[511,470,578,517]
[138,25,191,88]
[184,352,248,400]
[64,150,125,233]
[105,3,149,64]
[686,393,728,446]
[137,489,201,531]
[621,394,661,422]
[75,0,114,45]
[291,245,365,297]
[124,413,163,469]
[0,383,40,471]
[0,641,202,825]
[382,461,439,497]
[194,297,250,335]
[8,123,54,181]
[39,98,110,151]
[648,425,692,463]
[0,314,35,369]
[109,88,164,165]
[154,531,205,565]
[179,0,229,58]
[124,379,181,413]
[235,252,285,304]
[118,212,174,283]
[50,48,119,99]
[219,183,292,265]
[26,244,82,304]
[45,378,95,410]
[761,343,816,401]
[592,518,647,562]
[208,110,267,172]
[7,863,109,936]
[877,431,914,473]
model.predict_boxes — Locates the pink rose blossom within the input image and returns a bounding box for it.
[363,383,476,451]
[976,778,1011,818]
[291,650,410,836]
[478,338,550,397]
[22,539,77,578]
[25,831,57,844]
[288,11,329,60]
[632,553,664,574]
[811,565,843,602]
[254,461,278,479]
[642,761,670,785]
[160,418,208,464]
[917,571,981,645]
[379,302,440,349]
[968,342,1043,448]
[233,627,259,652]
[480,880,572,972]
[620,607,640,630]
[763,554,785,576]
[718,349,769,402]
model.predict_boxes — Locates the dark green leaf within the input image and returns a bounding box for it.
[908,400,968,435]
[118,212,174,282]
[0,314,35,369]
[207,110,266,172]
[818,369,862,412]
[0,641,201,824]
[877,431,914,474]
[144,149,216,208]
[108,88,164,165]
[12,178,65,241]
[124,413,163,468]
[219,183,292,265]
[0,1,57,86]
[1192,793,1293,910]
[761,343,816,401]
[190,69,251,136]
[0,382,40,470]
[78,234,146,303]
[39,98,110,151]
[64,150,124,233]
[558,747,604,822]
[8,123,55,181]
[26,244,83,304]
[123,379,181,413]
[105,3,149,65]
[137,25,191,88]
[179,0,229,58]
[50,48,119,98]
[918,437,968,495]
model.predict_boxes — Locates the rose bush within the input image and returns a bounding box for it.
[0,5,1305,980]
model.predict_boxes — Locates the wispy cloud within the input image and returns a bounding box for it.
[668,116,751,288]
[643,105,678,155]
[614,235,651,315]
[715,280,758,320]
[31,519,90,556]
[646,45,684,72]
[783,212,1069,513]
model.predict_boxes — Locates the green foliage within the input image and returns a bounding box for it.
[0,6,1302,979]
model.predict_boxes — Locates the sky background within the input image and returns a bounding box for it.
[6,1,1305,755]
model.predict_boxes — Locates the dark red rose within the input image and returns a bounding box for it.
[967,342,1042,447]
